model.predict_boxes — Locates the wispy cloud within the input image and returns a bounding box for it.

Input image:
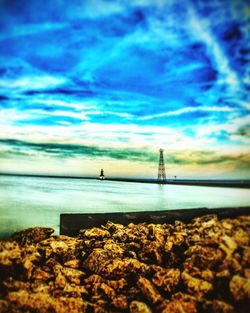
[138,106,234,120]
[187,5,240,91]
[0,22,68,41]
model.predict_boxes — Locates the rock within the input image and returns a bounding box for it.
[229,275,250,301]
[6,290,93,313]
[32,268,53,281]
[152,267,180,293]
[159,292,197,313]
[11,227,54,244]
[60,267,85,285]
[64,259,80,268]
[203,300,234,313]
[112,294,128,310]
[79,227,110,240]
[137,276,163,304]
[130,300,152,313]
[181,270,213,298]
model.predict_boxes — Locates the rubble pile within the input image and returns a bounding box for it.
[0,214,249,312]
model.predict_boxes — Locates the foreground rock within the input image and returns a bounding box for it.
[0,214,249,312]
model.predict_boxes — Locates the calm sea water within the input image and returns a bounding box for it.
[0,175,249,238]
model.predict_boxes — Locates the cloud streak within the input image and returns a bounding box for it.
[1,139,249,174]
[138,106,234,120]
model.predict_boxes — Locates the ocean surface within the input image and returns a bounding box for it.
[0,175,250,238]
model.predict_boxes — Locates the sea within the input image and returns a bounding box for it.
[0,174,250,238]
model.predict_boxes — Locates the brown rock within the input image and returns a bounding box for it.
[102,258,148,278]
[79,227,110,239]
[55,272,67,288]
[160,292,197,313]
[100,282,116,299]
[202,300,234,313]
[39,235,83,262]
[112,294,128,310]
[130,300,152,313]
[6,289,92,313]
[32,268,53,281]
[181,270,213,298]
[232,229,249,247]
[64,259,80,268]
[63,284,88,296]
[161,299,197,313]
[107,277,127,291]
[11,227,54,245]
[3,278,30,292]
[229,275,250,302]
[0,241,21,266]
[84,274,104,284]
[137,276,163,304]
[152,268,180,293]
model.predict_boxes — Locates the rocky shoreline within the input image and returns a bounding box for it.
[0,214,249,312]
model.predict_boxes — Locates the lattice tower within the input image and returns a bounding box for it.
[158,149,166,183]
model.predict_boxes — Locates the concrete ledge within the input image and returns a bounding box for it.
[60,206,250,236]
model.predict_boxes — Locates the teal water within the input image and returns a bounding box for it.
[0,175,249,238]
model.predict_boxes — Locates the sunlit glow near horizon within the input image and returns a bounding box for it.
[0,0,249,179]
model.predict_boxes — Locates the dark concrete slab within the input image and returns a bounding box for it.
[60,207,250,236]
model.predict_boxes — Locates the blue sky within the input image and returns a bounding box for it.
[0,0,249,178]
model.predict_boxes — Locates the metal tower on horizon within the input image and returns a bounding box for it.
[158,149,166,183]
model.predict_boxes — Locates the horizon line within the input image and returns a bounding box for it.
[1,172,250,182]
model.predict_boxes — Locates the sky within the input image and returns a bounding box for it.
[0,0,249,179]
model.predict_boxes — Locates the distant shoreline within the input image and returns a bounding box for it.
[1,172,250,188]
[106,177,250,188]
